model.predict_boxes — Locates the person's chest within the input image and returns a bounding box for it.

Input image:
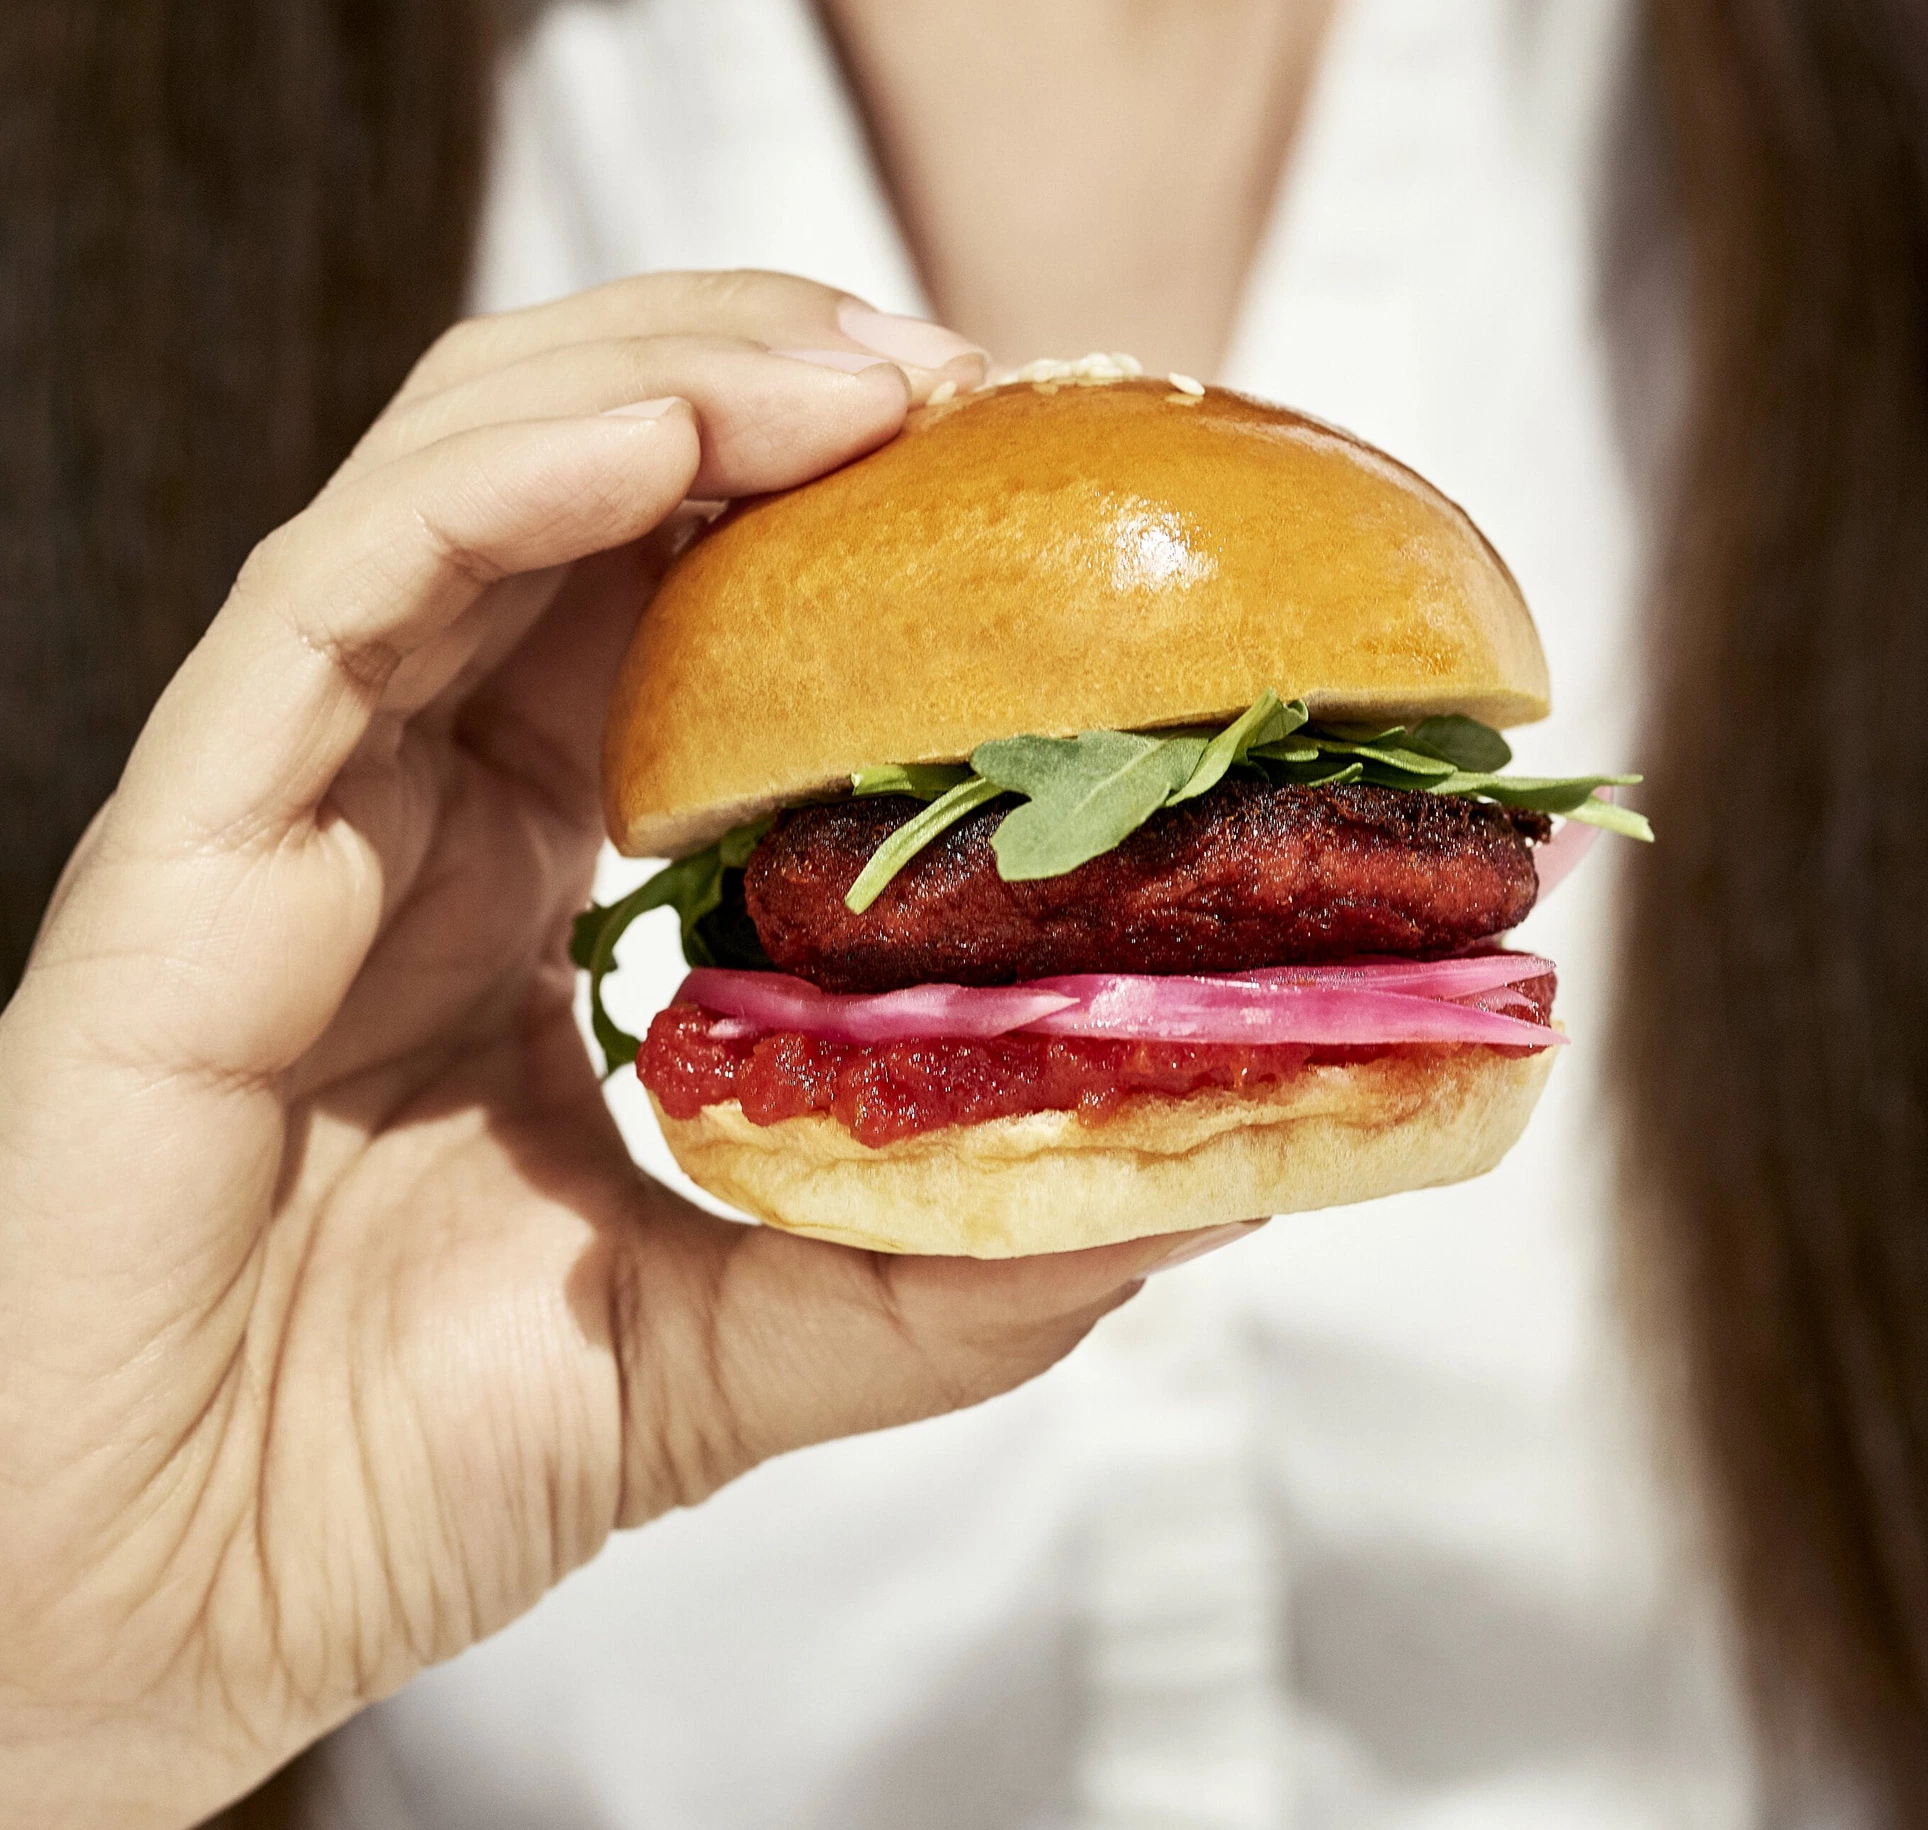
[811,0,1338,378]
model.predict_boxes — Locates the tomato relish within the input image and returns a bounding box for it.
[640,975,1555,1148]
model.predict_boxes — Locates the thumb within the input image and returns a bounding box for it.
[605,1197,1266,1525]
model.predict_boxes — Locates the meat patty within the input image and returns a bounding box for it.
[744,779,1547,994]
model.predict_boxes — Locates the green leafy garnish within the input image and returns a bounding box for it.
[1262,755,1368,787]
[1560,795,1650,839]
[851,763,973,801]
[837,691,1650,910]
[1309,733,1457,776]
[571,814,772,1077]
[975,730,1209,879]
[845,775,1004,912]
[1433,772,1652,838]
[1167,688,1306,805]
[1409,714,1513,772]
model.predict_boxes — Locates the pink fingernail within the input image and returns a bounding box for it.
[602,396,686,419]
[1147,1219,1269,1274]
[837,301,988,372]
[774,348,902,374]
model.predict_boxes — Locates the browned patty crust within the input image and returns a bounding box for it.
[744,780,1547,994]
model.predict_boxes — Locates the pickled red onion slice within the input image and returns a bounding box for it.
[675,958,1561,1051]
[676,969,1076,1042]
[1015,976,1561,1047]
[1224,953,1553,1000]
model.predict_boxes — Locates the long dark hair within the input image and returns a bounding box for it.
[1621,0,1928,1815]
[0,1,494,984]
[7,0,1928,1817]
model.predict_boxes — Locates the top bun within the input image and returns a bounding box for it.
[606,378,1549,858]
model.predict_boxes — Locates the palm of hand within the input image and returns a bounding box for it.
[201,551,655,1712]
[6,546,657,1785]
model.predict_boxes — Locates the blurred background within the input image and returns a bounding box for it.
[11,3,1928,1827]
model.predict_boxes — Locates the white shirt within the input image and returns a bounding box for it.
[307,3,1763,1823]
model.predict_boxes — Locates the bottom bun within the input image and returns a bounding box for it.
[652,1043,1557,1258]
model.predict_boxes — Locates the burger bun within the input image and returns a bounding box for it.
[653,1044,1556,1258]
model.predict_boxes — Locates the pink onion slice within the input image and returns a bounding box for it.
[1014,975,1562,1048]
[1220,953,1554,1001]
[675,959,1562,1051]
[676,969,1076,1042]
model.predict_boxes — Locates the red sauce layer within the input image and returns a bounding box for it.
[640,975,1555,1148]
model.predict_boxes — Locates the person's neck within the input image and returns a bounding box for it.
[817,0,1338,379]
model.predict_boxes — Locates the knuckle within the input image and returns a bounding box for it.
[405,313,491,394]
[232,522,297,603]
[235,519,402,704]
[731,267,839,313]
[695,268,764,310]
[612,270,740,334]
[411,496,508,595]
[671,267,843,328]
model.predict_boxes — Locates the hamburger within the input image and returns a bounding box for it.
[575,361,1648,1258]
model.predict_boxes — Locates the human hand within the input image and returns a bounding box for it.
[0,272,1237,1828]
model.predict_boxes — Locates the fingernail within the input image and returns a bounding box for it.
[837,301,988,373]
[1146,1219,1269,1275]
[602,396,686,419]
[773,348,903,374]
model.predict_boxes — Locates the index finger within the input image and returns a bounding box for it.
[399,272,987,407]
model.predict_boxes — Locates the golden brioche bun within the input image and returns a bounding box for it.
[652,1044,1556,1258]
[606,379,1550,858]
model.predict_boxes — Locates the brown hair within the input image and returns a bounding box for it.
[7,0,1928,1818]
[1621,0,1928,1814]
[0,1,495,988]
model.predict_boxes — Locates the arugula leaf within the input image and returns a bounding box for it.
[688,869,776,970]
[1425,770,1641,812]
[845,775,1004,912]
[832,697,1585,910]
[975,730,1208,880]
[1250,738,1321,763]
[572,855,715,1075]
[572,815,773,1076]
[717,817,774,869]
[835,696,1650,928]
[1301,731,1458,776]
[1409,713,1513,772]
[1559,793,1654,841]
[851,763,973,801]
[1167,690,1306,805]
[1417,770,1653,839]
[1256,753,1367,787]
[1246,710,1649,839]
[1312,719,1403,742]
